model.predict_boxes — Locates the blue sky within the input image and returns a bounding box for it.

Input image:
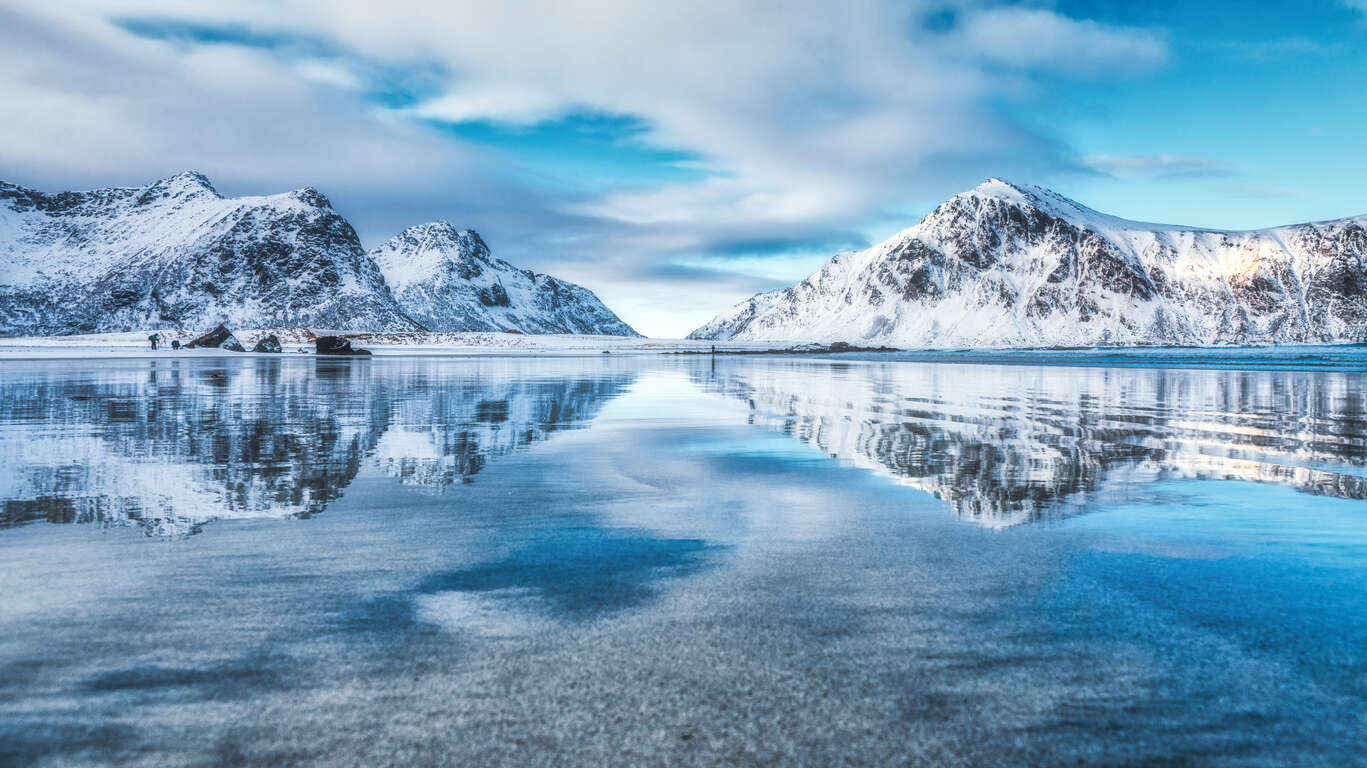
[2,1,1365,336]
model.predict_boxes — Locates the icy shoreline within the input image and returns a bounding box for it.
[0,329,784,359]
[4,330,1364,372]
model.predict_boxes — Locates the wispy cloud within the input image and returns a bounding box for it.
[955,8,1167,76]
[1083,155,1234,181]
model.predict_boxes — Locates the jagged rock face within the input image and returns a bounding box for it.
[0,172,421,335]
[690,179,1367,346]
[369,221,640,336]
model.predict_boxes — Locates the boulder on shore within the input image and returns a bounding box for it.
[252,334,282,353]
[315,335,372,356]
[186,324,245,352]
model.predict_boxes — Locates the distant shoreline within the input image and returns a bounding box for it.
[1,330,1364,372]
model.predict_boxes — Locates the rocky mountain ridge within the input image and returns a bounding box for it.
[0,172,637,336]
[369,221,638,336]
[690,179,1367,346]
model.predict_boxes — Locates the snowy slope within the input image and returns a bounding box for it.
[0,171,420,335]
[0,172,639,338]
[369,221,639,335]
[690,179,1367,346]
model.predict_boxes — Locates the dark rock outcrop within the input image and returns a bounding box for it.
[187,324,245,352]
[315,336,372,356]
[252,334,282,353]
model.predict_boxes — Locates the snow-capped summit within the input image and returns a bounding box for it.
[690,180,1367,346]
[0,171,417,334]
[369,221,640,335]
[137,170,219,202]
[371,221,492,292]
[0,173,639,337]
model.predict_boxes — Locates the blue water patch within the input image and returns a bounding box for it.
[338,527,721,634]
[1038,479,1367,713]
[415,527,718,619]
[1060,479,1367,566]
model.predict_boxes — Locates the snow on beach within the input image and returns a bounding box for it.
[0,329,777,359]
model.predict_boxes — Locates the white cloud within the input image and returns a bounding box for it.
[956,8,1167,76]
[1,0,1172,336]
[0,4,484,203]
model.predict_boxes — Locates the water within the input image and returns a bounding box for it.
[1,353,1365,766]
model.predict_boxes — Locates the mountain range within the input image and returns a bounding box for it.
[691,179,1367,346]
[0,171,638,337]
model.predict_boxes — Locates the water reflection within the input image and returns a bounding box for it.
[377,375,629,492]
[0,358,635,535]
[693,359,1367,527]
[5,354,1367,536]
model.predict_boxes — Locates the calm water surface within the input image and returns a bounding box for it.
[2,353,1365,766]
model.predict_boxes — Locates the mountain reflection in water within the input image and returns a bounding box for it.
[3,354,1366,536]
[0,357,635,535]
[693,359,1367,527]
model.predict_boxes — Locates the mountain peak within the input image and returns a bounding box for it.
[366,220,638,335]
[959,177,1055,207]
[371,221,493,291]
[402,219,465,240]
[142,170,219,201]
[969,177,1024,194]
[943,178,1119,231]
[287,186,332,209]
[400,221,490,257]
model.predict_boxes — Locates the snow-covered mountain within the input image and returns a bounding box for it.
[0,172,637,337]
[369,221,639,335]
[0,171,419,335]
[690,179,1367,346]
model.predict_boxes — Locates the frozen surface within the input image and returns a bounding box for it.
[1,352,1366,765]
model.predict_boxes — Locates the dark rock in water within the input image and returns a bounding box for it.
[315,335,372,356]
[252,334,282,353]
[186,323,245,352]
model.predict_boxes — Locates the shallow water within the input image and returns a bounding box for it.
[1,353,1365,766]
